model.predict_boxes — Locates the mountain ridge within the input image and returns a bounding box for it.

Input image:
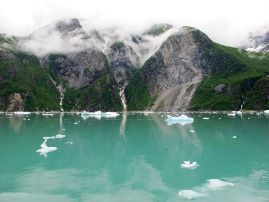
[0,19,268,111]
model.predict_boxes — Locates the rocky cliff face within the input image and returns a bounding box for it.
[106,42,139,87]
[126,27,212,111]
[1,20,269,111]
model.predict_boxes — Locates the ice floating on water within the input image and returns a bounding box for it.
[189,129,195,133]
[264,110,269,115]
[74,122,78,125]
[227,112,236,116]
[81,111,119,119]
[178,190,206,200]
[14,111,31,116]
[232,136,237,139]
[206,179,234,190]
[55,134,65,139]
[43,136,56,140]
[166,115,194,125]
[203,117,209,120]
[178,179,234,199]
[42,112,54,116]
[65,141,73,144]
[101,112,120,118]
[181,161,199,169]
[36,139,57,158]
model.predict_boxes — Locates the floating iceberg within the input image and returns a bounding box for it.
[189,129,195,133]
[65,141,73,144]
[203,117,209,120]
[206,179,234,190]
[227,112,236,116]
[81,111,119,119]
[232,136,237,139]
[166,115,194,125]
[178,190,206,200]
[101,112,120,118]
[264,110,269,115]
[181,161,199,169]
[42,113,54,116]
[55,134,65,139]
[14,111,31,116]
[43,136,56,140]
[36,139,57,158]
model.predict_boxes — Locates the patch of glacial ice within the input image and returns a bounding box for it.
[166,114,194,126]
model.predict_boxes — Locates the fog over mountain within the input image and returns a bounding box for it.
[0,0,269,47]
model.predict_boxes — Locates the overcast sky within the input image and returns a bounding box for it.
[0,0,268,46]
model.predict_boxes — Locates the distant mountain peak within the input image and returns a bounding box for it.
[55,18,82,34]
[144,23,173,36]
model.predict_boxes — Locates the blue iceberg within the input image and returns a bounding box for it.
[166,114,194,125]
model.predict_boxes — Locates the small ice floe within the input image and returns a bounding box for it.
[203,117,209,120]
[227,112,236,116]
[65,141,73,145]
[43,136,56,140]
[206,179,234,190]
[166,115,194,126]
[101,112,120,118]
[27,119,31,120]
[36,139,57,158]
[42,112,54,116]
[14,111,31,116]
[81,111,119,119]
[178,190,206,200]
[264,110,269,115]
[189,129,195,133]
[219,117,221,120]
[143,111,153,116]
[181,161,199,169]
[232,136,237,139]
[74,122,78,125]
[55,134,65,139]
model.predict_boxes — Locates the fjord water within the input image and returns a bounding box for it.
[0,113,269,202]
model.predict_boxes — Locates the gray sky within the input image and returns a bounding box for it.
[0,0,268,46]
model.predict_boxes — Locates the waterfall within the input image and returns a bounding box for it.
[119,84,127,111]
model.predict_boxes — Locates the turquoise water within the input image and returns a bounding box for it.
[0,112,269,202]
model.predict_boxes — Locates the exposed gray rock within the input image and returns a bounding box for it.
[6,93,24,111]
[136,27,212,111]
[214,84,226,93]
[106,42,140,87]
[42,49,109,89]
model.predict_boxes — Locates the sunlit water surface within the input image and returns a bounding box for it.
[0,112,269,202]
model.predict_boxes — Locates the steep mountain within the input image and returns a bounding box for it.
[0,20,269,111]
[126,27,269,111]
[244,29,269,53]
[0,35,60,111]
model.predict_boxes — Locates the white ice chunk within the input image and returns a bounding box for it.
[206,179,234,190]
[42,113,54,116]
[189,129,195,133]
[178,190,206,199]
[101,112,120,118]
[166,115,194,126]
[264,110,269,115]
[203,117,209,120]
[14,111,31,116]
[36,139,57,158]
[228,112,236,116]
[55,134,65,139]
[65,141,73,144]
[74,122,78,125]
[232,136,237,139]
[181,161,199,169]
[43,136,56,140]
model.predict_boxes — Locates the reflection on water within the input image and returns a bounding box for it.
[0,113,269,202]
